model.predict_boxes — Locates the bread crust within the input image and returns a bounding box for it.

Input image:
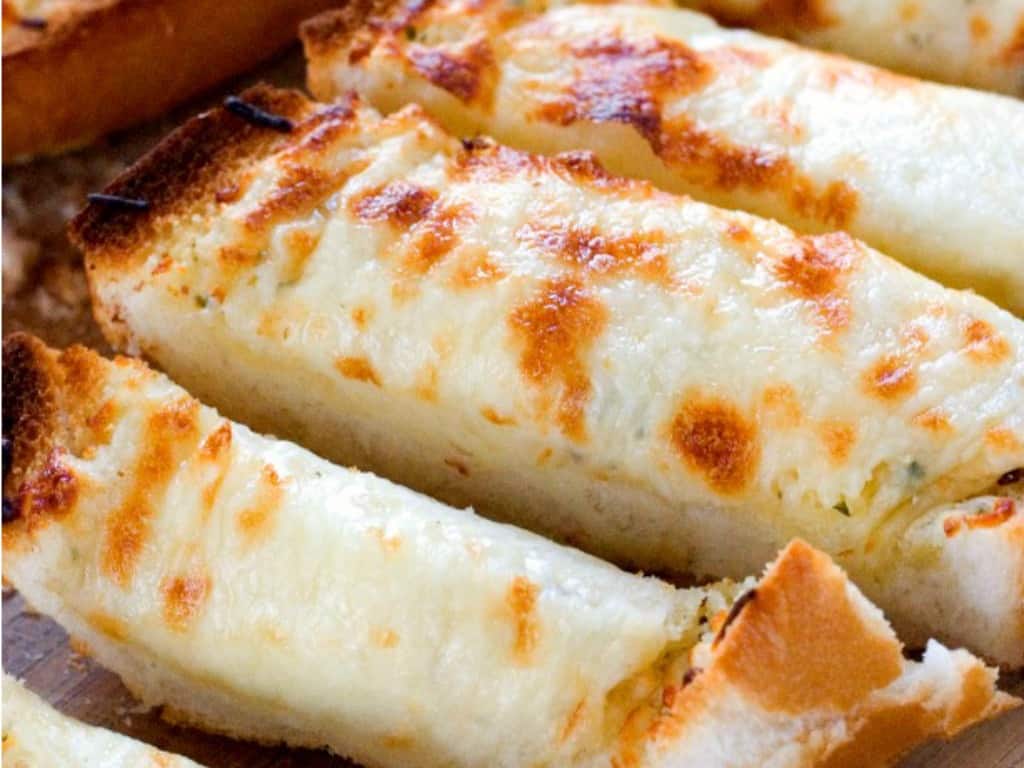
[1,0,335,161]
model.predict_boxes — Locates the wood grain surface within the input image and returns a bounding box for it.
[3,42,1023,768]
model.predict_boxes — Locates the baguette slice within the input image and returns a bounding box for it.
[302,0,1024,313]
[1,0,335,161]
[676,0,1024,96]
[1,675,204,767]
[72,86,1024,665]
[2,333,1018,768]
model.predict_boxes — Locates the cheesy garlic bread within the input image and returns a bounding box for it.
[302,0,1024,312]
[2,334,1018,767]
[676,0,1024,96]
[73,86,1024,666]
[1,675,204,767]
[1,0,335,161]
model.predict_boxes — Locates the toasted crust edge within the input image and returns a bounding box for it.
[2,0,335,161]
[3,333,61,498]
[68,84,311,261]
[647,539,1019,767]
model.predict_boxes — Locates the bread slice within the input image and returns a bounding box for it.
[2,333,1017,767]
[2,674,203,767]
[72,85,1024,666]
[674,0,1024,96]
[1,0,335,161]
[302,0,1024,313]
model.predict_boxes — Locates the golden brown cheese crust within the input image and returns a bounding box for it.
[1,0,336,161]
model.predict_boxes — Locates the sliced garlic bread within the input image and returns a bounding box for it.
[1,0,334,161]
[72,86,1024,665]
[302,0,1024,312]
[2,333,1018,767]
[2,674,203,767]
[675,0,1024,96]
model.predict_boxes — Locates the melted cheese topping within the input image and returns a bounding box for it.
[2,675,202,767]
[304,0,1024,313]
[3,346,742,768]
[679,0,1024,96]
[89,96,1024,561]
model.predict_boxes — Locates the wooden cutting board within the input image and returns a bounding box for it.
[3,589,1023,767]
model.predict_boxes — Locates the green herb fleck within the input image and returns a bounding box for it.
[833,499,850,517]
[405,25,416,40]
[194,294,208,308]
[907,461,925,482]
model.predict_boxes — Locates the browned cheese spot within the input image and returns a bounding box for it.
[242,104,361,236]
[770,232,859,333]
[10,451,79,533]
[449,247,505,290]
[403,203,474,276]
[986,427,1022,453]
[970,13,992,41]
[198,423,233,515]
[373,628,400,648]
[535,32,857,227]
[162,571,212,632]
[414,363,440,402]
[669,394,760,494]
[961,317,1010,364]
[761,383,802,428]
[406,38,498,105]
[281,228,322,284]
[666,118,858,226]
[517,222,673,286]
[335,355,382,386]
[351,305,373,330]
[102,399,200,587]
[237,464,285,545]
[538,36,712,150]
[912,407,953,434]
[508,278,608,442]
[245,166,336,233]
[353,181,438,227]
[505,576,540,662]
[481,406,517,426]
[819,420,857,464]
[863,354,918,401]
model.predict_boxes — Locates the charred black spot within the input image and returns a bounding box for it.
[86,193,150,211]
[224,95,295,133]
[997,467,1023,486]
[714,588,758,646]
[681,666,703,687]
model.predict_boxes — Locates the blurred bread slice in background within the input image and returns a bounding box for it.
[2,0,335,161]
